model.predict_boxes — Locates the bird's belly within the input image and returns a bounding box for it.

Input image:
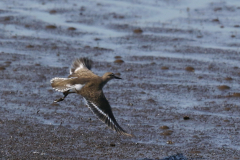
[75,84,85,91]
[68,84,85,93]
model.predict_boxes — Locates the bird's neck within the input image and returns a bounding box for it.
[100,77,109,88]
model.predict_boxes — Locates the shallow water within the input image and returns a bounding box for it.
[1,0,240,159]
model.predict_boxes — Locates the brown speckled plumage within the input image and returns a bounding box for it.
[51,58,132,137]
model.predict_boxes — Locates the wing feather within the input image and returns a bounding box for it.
[70,58,93,74]
[83,97,132,136]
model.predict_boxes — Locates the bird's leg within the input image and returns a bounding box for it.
[54,90,70,103]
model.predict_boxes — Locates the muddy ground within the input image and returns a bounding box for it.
[1,0,240,159]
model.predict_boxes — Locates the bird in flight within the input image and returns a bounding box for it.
[50,58,132,136]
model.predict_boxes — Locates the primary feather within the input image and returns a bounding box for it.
[70,58,93,74]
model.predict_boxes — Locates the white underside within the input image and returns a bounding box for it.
[75,84,84,90]
[66,84,85,92]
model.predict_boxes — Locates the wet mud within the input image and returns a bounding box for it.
[1,0,240,159]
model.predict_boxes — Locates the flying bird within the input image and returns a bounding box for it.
[50,58,132,136]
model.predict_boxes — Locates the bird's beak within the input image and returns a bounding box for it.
[114,75,122,79]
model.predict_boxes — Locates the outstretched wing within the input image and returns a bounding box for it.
[70,57,92,74]
[83,94,132,137]
[69,58,98,79]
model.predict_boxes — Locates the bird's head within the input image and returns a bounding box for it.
[102,72,122,82]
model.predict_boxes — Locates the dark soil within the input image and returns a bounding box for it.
[0,0,240,159]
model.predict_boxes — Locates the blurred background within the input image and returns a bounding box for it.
[0,0,240,159]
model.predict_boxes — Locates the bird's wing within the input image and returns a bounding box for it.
[83,93,132,137]
[69,58,98,79]
[70,58,92,73]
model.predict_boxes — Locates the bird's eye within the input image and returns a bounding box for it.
[110,73,114,77]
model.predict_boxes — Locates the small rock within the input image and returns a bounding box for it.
[161,66,169,70]
[114,59,124,64]
[26,45,34,48]
[49,10,57,14]
[46,25,57,29]
[110,143,115,147]
[68,27,76,31]
[166,140,174,144]
[114,56,122,59]
[185,66,194,72]
[183,116,190,120]
[232,93,240,97]
[160,126,169,130]
[128,103,133,106]
[133,28,143,34]
[225,77,233,81]
[0,67,6,70]
[218,85,230,90]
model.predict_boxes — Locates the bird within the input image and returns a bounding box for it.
[50,58,132,137]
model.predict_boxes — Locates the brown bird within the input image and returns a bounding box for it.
[50,58,132,136]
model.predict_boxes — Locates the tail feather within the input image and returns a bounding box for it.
[70,58,93,74]
[50,77,76,92]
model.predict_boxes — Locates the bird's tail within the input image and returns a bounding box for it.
[50,77,76,92]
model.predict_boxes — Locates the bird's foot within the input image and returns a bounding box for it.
[54,97,64,103]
